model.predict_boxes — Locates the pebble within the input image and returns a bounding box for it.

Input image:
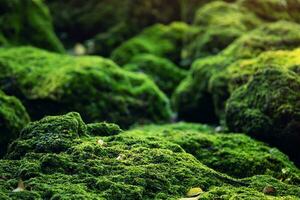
[263,186,276,195]
[97,139,105,146]
[12,180,25,192]
[186,187,203,197]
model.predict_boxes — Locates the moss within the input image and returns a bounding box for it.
[124,54,187,96]
[225,68,300,166]
[47,0,181,47]
[0,0,64,52]
[209,48,300,119]
[174,21,300,124]
[182,1,261,65]
[0,112,236,199]
[125,123,300,183]
[1,113,299,199]
[238,0,300,22]
[0,90,30,157]
[111,22,191,66]
[87,122,123,136]
[0,46,172,128]
[172,55,230,123]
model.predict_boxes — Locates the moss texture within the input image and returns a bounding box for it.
[238,0,300,22]
[125,123,300,182]
[0,91,30,157]
[209,48,300,119]
[1,113,299,199]
[111,22,191,66]
[0,47,172,128]
[0,0,64,52]
[182,1,261,65]
[173,21,300,124]
[46,0,181,48]
[124,54,187,96]
[225,68,300,166]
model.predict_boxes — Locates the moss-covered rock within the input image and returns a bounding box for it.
[0,91,30,157]
[238,0,300,22]
[0,0,64,52]
[182,1,261,65]
[1,112,300,199]
[0,46,172,128]
[124,54,187,96]
[46,0,181,48]
[225,68,300,166]
[125,123,300,183]
[111,22,191,66]
[173,21,300,124]
[209,48,300,119]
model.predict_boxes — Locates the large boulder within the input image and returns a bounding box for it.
[238,0,300,22]
[225,68,300,165]
[126,123,300,183]
[209,48,300,119]
[124,54,187,96]
[173,21,300,124]
[182,1,261,66]
[46,0,181,47]
[0,0,64,52]
[0,91,30,157]
[1,112,300,199]
[0,47,172,128]
[111,22,191,67]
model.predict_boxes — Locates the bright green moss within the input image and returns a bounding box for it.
[238,0,300,22]
[124,54,187,96]
[0,0,64,52]
[111,22,191,66]
[125,123,300,183]
[174,21,300,124]
[1,113,299,199]
[209,48,300,119]
[225,68,300,166]
[0,46,172,128]
[0,90,30,157]
[182,1,261,65]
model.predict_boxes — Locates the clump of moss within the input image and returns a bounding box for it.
[0,0,64,52]
[0,90,30,157]
[125,123,300,183]
[225,68,300,166]
[209,48,300,119]
[1,113,299,199]
[47,0,181,48]
[238,0,300,22]
[0,46,172,128]
[111,22,191,66]
[173,21,300,124]
[0,112,234,199]
[182,1,261,65]
[124,54,187,96]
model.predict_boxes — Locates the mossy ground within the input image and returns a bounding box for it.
[1,113,299,199]
[1,0,300,199]
[125,123,300,183]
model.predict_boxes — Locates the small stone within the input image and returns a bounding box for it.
[74,43,86,56]
[263,186,276,195]
[179,196,200,200]
[186,187,203,197]
[215,126,223,132]
[116,154,125,160]
[97,139,105,146]
[12,180,25,192]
